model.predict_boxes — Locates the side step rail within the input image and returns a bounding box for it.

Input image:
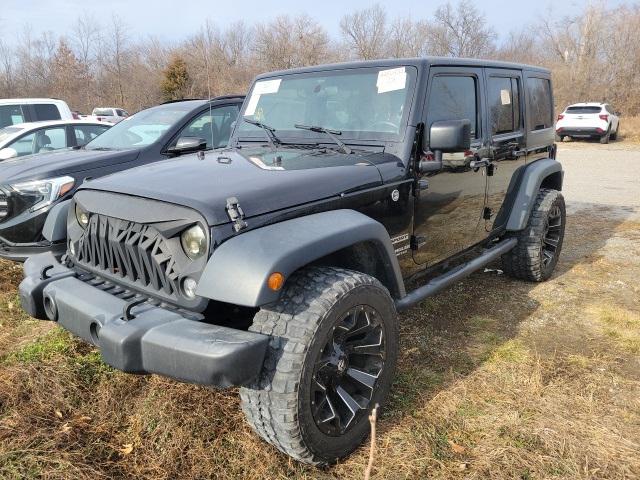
[395,238,517,312]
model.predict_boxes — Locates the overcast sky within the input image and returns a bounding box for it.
[0,0,627,45]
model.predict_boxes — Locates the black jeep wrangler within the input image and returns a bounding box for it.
[19,58,564,465]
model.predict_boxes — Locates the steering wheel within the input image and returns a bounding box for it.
[367,120,398,132]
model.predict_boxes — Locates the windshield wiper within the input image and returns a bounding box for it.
[294,124,352,155]
[243,118,281,149]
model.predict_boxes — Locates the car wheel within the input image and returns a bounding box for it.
[555,134,564,142]
[610,125,618,140]
[600,130,610,144]
[502,189,566,282]
[240,266,399,465]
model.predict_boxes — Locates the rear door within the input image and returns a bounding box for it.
[484,68,527,232]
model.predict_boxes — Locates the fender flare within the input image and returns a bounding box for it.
[196,209,406,307]
[504,158,563,231]
[42,200,71,242]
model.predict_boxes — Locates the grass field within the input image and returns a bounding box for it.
[0,169,639,478]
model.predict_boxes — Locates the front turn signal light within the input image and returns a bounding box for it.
[267,272,285,291]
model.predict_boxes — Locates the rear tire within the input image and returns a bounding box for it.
[600,130,610,144]
[240,267,399,465]
[610,125,618,140]
[502,189,566,282]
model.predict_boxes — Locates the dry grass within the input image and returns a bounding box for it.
[619,116,640,143]
[0,207,639,479]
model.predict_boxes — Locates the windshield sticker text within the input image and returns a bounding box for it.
[377,67,406,94]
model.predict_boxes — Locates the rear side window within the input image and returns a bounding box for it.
[34,104,62,121]
[74,125,110,146]
[427,75,478,139]
[526,78,553,130]
[0,105,26,128]
[488,76,521,135]
[566,106,601,114]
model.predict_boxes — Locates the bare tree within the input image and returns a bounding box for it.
[340,4,387,60]
[386,18,429,58]
[427,0,497,57]
[253,14,331,70]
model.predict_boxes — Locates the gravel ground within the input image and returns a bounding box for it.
[559,142,640,219]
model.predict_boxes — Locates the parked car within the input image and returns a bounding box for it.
[555,102,620,143]
[91,107,129,124]
[0,96,242,261]
[19,59,564,465]
[0,120,112,160]
[0,98,73,128]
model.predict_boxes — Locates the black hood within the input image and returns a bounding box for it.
[0,148,141,184]
[80,146,400,226]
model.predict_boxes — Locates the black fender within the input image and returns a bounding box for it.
[501,158,563,231]
[196,209,406,307]
[42,200,71,242]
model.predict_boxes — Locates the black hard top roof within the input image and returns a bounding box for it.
[160,95,245,105]
[255,57,550,80]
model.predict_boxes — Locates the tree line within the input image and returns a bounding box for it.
[0,1,638,115]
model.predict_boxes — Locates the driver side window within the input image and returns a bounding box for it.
[426,75,478,139]
[177,105,240,150]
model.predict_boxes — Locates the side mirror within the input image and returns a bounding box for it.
[166,136,207,155]
[0,147,18,160]
[429,119,471,152]
[419,119,471,173]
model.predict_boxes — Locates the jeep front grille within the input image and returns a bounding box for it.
[75,214,180,298]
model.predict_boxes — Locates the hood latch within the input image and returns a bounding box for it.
[226,196,248,232]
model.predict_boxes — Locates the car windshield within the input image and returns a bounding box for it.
[0,126,24,144]
[85,105,193,150]
[237,66,417,142]
[93,108,114,116]
[566,106,602,114]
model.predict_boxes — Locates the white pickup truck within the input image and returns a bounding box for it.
[88,107,129,124]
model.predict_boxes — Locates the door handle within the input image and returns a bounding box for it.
[511,149,527,158]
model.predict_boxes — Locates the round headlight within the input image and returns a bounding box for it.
[75,204,89,229]
[181,225,207,260]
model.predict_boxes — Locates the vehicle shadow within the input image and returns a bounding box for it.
[382,201,631,427]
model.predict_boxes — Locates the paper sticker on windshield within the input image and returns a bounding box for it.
[377,67,406,93]
[500,89,511,105]
[253,79,281,95]
[244,94,261,116]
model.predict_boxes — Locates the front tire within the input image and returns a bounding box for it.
[240,267,399,465]
[502,189,566,282]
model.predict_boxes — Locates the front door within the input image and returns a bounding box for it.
[483,68,527,232]
[412,67,487,266]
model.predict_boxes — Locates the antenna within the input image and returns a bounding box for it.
[201,23,215,152]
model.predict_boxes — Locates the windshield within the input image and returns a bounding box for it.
[0,126,24,144]
[85,105,192,150]
[237,66,417,142]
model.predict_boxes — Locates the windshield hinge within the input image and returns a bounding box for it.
[226,196,248,232]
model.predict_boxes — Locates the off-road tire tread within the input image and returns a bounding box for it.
[239,266,392,466]
[501,188,564,282]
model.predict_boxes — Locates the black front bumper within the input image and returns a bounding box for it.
[19,252,269,387]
